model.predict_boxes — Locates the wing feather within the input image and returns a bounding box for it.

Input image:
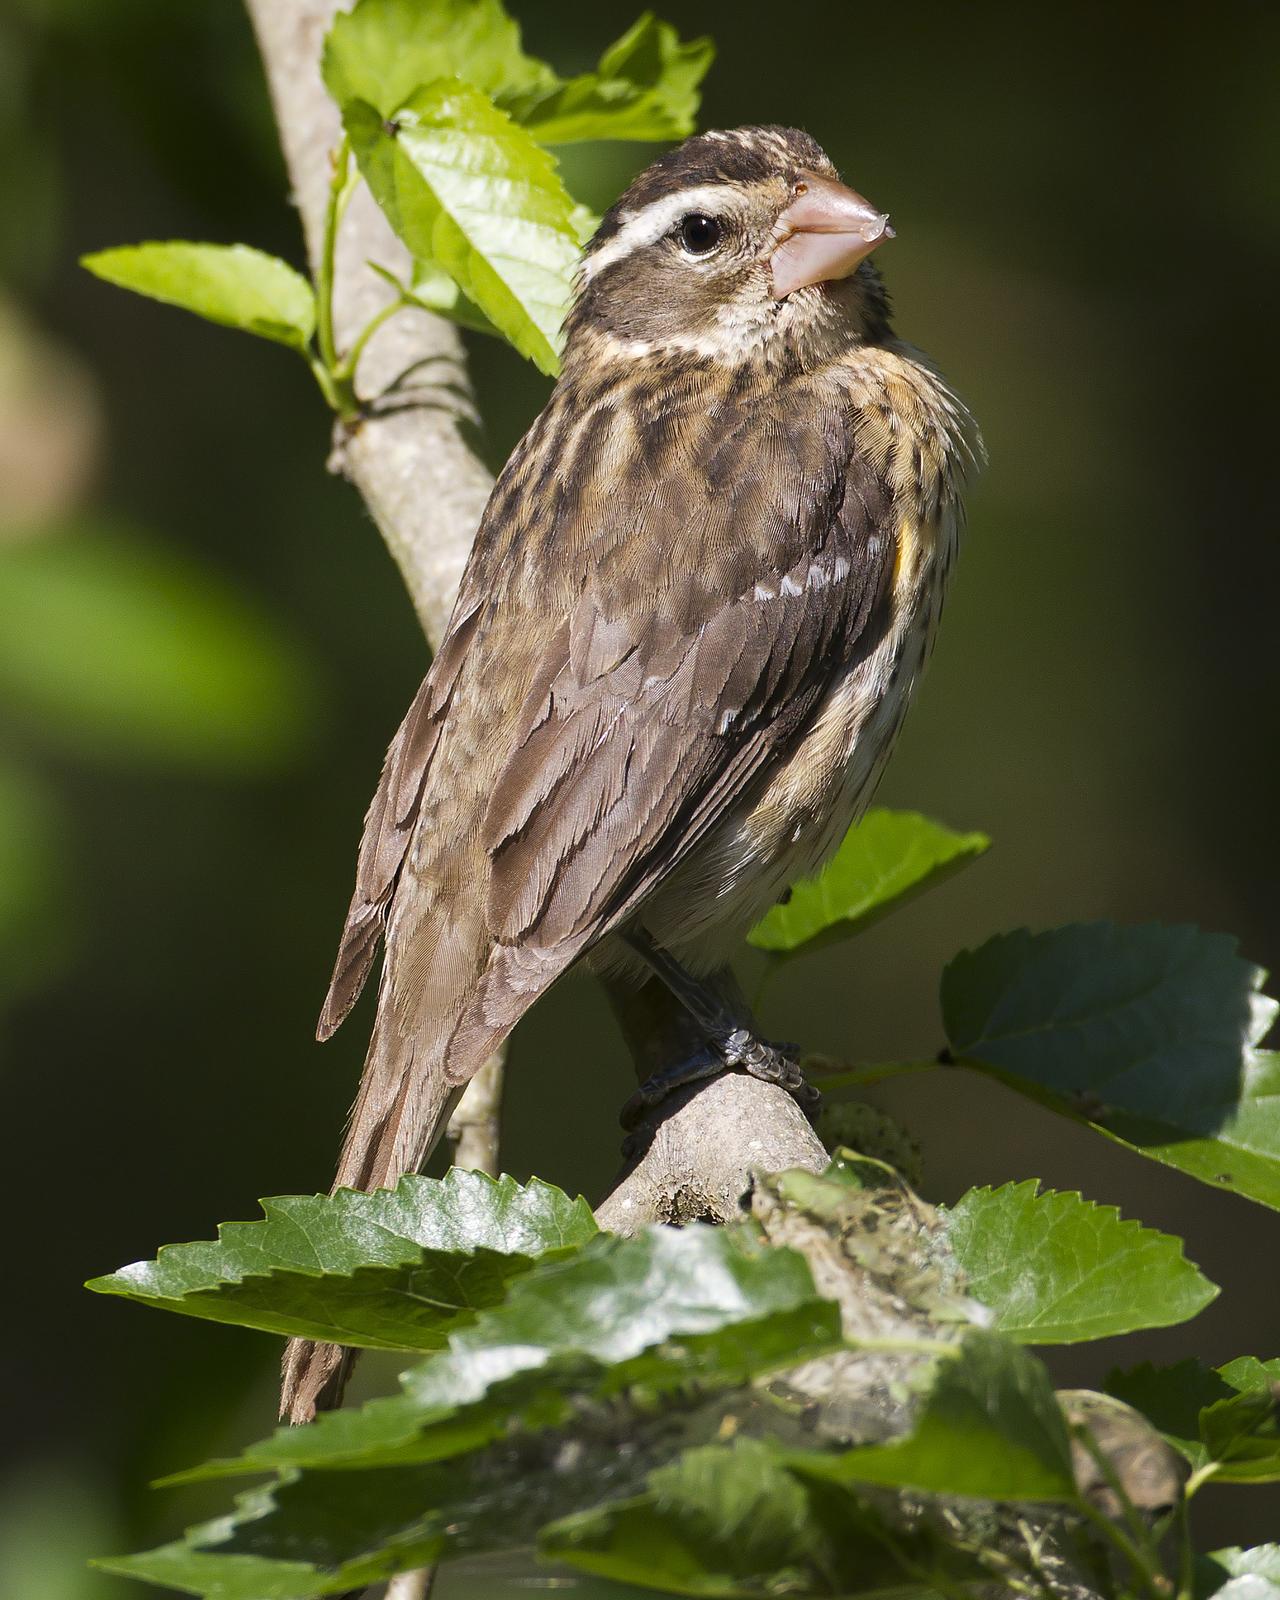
[316,602,481,1039]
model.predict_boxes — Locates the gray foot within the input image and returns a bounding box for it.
[620,1031,820,1134]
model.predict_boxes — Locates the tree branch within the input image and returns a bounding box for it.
[245,0,501,1165]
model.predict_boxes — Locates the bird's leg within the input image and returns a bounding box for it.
[616,929,820,1128]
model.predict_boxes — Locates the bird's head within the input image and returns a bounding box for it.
[566,126,894,373]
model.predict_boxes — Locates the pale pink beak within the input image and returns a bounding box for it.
[768,172,894,299]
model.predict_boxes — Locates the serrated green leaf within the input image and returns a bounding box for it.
[0,522,315,772]
[748,809,989,957]
[322,0,711,147]
[87,1170,597,1349]
[943,923,1280,1211]
[163,1222,840,1482]
[103,1227,842,1595]
[944,1180,1218,1343]
[1107,1356,1280,1483]
[791,1331,1077,1502]
[513,13,714,144]
[398,1223,840,1404]
[545,1440,989,1599]
[81,242,314,350]
[322,0,555,120]
[345,82,580,374]
[543,1440,820,1596]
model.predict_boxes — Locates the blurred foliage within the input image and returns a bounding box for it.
[2,0,1279,1594]
[0,521,316,771]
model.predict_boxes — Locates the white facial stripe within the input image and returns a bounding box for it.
[580,185,745,281]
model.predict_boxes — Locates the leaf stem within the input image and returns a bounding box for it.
[307,354,343,413]
[1181,1461,1219,1500]
[1174,1493,1195,1600]
[1077,1497,1167,1600]
[335,293,407,385]
[846,1334,962,1361]
[819,1059,939,1092]
[315,135,360,421]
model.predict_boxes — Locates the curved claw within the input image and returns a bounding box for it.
[619,1032,820,1145]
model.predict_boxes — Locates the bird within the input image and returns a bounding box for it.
[282,125,981,1422]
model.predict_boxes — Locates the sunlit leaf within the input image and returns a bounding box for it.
[513,13,714,144]
[87,1170,597,1348]
[173,1224,841,1485]
[945,1180,1217,1343]
[0,523,315,771]
[322,0,710,146]
[943,923,1280,1211]
[748,808,989,958]
[100,1225,842,1595]
[1197,1547,1280,1600]
[81,243,314,350]
[322,0,555,121]
[369,258,500,338]
[345,83,580,374]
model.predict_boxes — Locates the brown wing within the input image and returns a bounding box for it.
[316,601,482,1040]
[320,370,893,1069]
[440,394,895,1070]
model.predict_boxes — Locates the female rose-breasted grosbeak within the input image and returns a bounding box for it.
[284,126,980,1418]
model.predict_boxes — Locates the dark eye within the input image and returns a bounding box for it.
[678,213,722,255]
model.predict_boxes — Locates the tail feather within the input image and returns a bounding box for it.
[281,909,580,1424]
[279,1001,465,1424]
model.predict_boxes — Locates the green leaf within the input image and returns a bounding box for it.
[943,923,1280,1211]
[944,1180,1218,1343]
[87,1170,598,1349]
[322,0,556,121]
[552,1438,818,1594]
[103,1227,842,1595]
[748,809,989,957]
[792,1331,1077,1502]
[81,243,314,350]
[546,1440,990,1599]
[154,1220,840,1483]
[345,82,580,374]
[1197,1548,1280,1600]
[322,0,711,145]
[374,258,500,338]
[1107,1356,1280,1483]
[0,522,315,772]
[513,13,714,145]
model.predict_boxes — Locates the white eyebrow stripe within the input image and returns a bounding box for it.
[580,185,743,281]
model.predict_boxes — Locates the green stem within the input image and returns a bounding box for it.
[846,1334,962,1361]
[1174,1493,1196,1600]
[1075,1426,1159,1561]
[307,354,343,413]
[818,1059,938,1092]
[1182,1461,1220,1500]
[335,294,407,385]
[1078,1499,1167,1600]
[317,135,353,374]
[314,135,360,420]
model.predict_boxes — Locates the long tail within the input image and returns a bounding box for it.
[279,992,465,1424]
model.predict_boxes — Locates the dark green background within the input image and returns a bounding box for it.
[2,2,1277,1593]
